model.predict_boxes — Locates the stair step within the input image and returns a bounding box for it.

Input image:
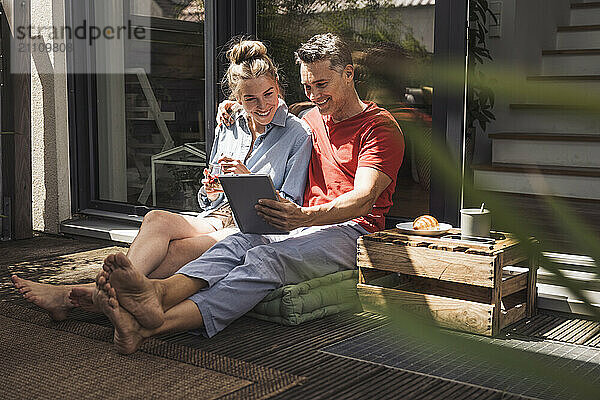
[473,163,600,200]
[556,28,600,49]
[557,24,600,32]
[571,2,600,9]
[527,74,600,81]
[537,252,600,315]
[506,104,600,133]
[490,134,600,167]
[570,4,600,25]
[542,52,600,75]
[542,49,600,55]
[537,283,600,316]
[509,103,596,111]
[538,268,600,292]
[523,74,600,104]
[506,106,600,134]
[473,163,600,177]
[544,251,598,274]
[489,133,600,142]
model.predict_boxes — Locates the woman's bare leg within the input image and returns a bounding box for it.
[149,228,239,278]
[12,210,216,319]
[10,275,79,320]
[126,210,217,276]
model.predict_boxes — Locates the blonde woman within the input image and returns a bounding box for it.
[12,39,312,323]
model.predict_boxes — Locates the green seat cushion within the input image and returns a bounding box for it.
[246,269,361,326]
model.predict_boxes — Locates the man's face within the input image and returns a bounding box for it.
[300,59,353,120]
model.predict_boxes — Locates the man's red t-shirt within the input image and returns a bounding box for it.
[302,102,405,232]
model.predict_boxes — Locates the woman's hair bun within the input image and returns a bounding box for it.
[227,40,268,65]
[222,38,282,100]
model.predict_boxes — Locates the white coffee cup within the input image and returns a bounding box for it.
[460,208,491,238]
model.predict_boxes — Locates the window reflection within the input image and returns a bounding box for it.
[96,1,206,210]
[257,0,435,218]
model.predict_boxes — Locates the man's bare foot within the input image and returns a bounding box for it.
[11,275,73,320]
[103,253,165,329]
[69,286,101,313]
[93,288,146,354]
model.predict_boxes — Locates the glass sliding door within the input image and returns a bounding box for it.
[92,0,206,211]
[256,0,435,220]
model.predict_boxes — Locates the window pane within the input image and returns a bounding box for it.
[95,1,206,211]
[131,0,204,22]
[256,0,435,219]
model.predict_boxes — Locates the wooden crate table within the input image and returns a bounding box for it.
[356,229,538,336]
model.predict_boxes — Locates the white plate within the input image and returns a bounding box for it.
[395,222,452,236]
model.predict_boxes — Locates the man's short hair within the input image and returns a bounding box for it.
[295,33,353,71]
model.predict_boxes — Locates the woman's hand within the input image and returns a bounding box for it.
[216,100,242,127]
[201,169,222,201]
[218,157,251,175]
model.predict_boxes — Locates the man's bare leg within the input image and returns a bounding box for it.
[94,283,203,354]
[98,252,207,329]
[93,284,144,354]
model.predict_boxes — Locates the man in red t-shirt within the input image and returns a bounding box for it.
[90,34,404,353]
[256,34,404,233]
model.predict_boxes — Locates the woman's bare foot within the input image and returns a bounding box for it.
[102,253,165,329]
[93,288,146,354]
[69,286,101,313]
[11,275,73,320]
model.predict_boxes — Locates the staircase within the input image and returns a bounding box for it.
[472,1,600,315]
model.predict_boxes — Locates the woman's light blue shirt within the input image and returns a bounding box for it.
[198,99,312,211]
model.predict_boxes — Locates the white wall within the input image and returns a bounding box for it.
[474,0,572,164]
[30,0,71,233]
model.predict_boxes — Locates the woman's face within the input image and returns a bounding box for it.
[237,75,280,127]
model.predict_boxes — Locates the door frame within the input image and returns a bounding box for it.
[431,0,468,227]
[0,0,32,239]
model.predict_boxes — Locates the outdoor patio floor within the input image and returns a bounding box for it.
[1,234,599,399]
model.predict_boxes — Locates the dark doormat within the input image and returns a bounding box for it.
[0,235,118,266]
[320,325,600,400]
[0,302,303,399]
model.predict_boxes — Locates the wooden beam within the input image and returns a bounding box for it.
[357,283,494,336]
[358,239,495,287]
[500,303,527,330]
[528,251,539,317]
[491,255,503,336]
[399,274,492,304]
[502,272,528,298]
[11,1,32,239]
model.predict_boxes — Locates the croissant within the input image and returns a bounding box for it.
[413,215,439,230]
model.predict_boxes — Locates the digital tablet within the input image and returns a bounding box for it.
[218,174,286,234]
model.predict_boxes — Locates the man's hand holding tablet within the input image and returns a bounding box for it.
[219,174,286,234]
[255,196,307,232]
